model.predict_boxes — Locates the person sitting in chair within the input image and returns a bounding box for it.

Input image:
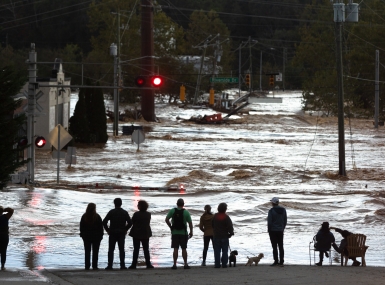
[315,222,335,266]
[330,227,361,266]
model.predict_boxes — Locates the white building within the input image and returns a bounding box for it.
[16,59,71,149]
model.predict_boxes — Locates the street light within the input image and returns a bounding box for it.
[110,43,119,137]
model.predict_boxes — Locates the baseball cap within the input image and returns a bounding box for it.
[270,197,279,204]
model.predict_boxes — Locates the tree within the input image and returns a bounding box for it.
[69,88,90,143]
[87,0,187,101]
[185,10,233,94]
[0,66,27,189]
[86,82,108,143]
[294,0,385,118]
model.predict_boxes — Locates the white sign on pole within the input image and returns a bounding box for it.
[132,129,145,151]
[132,130,145,145]
[275,72,282,82]
[48,124,73,150]
[65,147,77,165]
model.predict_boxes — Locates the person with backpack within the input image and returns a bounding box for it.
[165,198,193,269]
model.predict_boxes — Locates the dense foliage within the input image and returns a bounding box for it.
[0,66,27,189]
[69,88,90,143]
[1,0,385,117]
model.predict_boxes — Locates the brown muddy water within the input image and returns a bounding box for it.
[2,91,385,269]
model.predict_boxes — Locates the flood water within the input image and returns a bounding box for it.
[2,91,385,269]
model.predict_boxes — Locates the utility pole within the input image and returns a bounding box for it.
[335,5,346,176]
[333,0,359,176]
[110,43,118,136]
[116,8,121,135]
[210,37,221,90]
[249,36,252,92]
[238,43,242,96]
[375,50,379,129]
[238,40,248,96]
[193,42,208,105]
[260,51,263,91]
[27,43,37,183]
[283,48,287,91]
[141,0,155,121]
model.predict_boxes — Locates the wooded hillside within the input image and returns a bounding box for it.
[1,0,384,118]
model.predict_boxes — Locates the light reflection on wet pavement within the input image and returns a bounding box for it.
[2,91,385,269]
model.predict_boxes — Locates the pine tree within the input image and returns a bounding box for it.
[88,82,108,143]
[68,88,90,142]
[0,66,27,189]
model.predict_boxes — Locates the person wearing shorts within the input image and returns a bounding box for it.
[165,198,193,269]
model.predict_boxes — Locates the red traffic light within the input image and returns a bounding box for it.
[17,137,28,147]
[135,76,146,87]
[35,136,46,148]
[151,76,163,87]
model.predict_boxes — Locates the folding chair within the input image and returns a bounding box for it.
[309,235,332,266]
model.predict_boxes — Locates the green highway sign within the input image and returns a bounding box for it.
[210,77,239,83]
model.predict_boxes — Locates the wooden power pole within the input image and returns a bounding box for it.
[141,0,155,121]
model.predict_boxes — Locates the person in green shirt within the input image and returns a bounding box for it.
[165,198,193,269]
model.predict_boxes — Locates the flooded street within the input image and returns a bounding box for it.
[2,91,385,269]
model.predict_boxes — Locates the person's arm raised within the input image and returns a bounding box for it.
[4,207,14,219]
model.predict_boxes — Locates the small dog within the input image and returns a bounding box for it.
[245,253,264,266]
[229,250,238,267]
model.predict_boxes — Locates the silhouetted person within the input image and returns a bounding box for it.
[0,206,14,270]
[80,203,103,270]
[315,222,335,266]
[128,200,154,269]
[267,197,287,267]
[212,202,234,268]
[199,205,214,266]
[165,198,193,269]
[330,227,361,266]
[103,198,132,270]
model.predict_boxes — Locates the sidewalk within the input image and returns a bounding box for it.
[1,265,384,285]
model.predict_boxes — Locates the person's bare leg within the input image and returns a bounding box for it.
[182,248,188,265]
[173,248,178,266]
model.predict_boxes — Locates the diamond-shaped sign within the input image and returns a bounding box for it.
[48,124,73,150]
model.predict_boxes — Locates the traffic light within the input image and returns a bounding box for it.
[245,74,250,86]
[134,76,163,88]
[150,76,163,87]
[180,85,185,101]
[135,76,146,87]
[35,136,46,148]
[17,137,28,148]
[269,75,274,86]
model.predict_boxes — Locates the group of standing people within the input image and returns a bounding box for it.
[80,197,237,270]
[0,197,365,270]
[0,197,287,270]
[165,198,235,269]
[80,198,153,270]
